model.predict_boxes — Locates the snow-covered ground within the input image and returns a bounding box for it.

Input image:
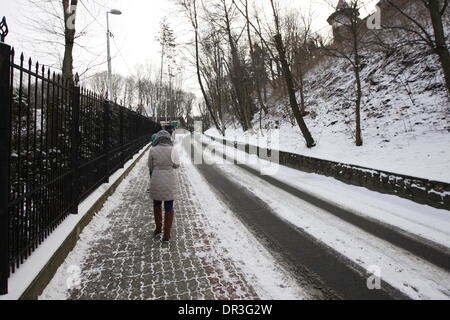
[206,126,450,183]
[201,137,450,300]
[40,138,308,300]
[204,136,450,248]
[177,137,308,299]
[206,40,450,183]
[29,134,450,300]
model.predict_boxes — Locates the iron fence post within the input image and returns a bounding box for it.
[0,42,12,294]
[119,106,124,167]
[0,32,163,285]
[103,100,110,183]
[70,85,81,215]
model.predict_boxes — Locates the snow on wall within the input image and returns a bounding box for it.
[207,135,450,210]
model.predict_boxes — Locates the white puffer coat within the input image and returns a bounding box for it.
[148,145,180,201]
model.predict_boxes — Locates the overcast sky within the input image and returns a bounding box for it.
[1,0,378,96]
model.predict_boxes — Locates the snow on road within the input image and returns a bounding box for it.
[40,136,308,300]
[176,136,309,300]
[201,137,450,300]
[204,136,450,249]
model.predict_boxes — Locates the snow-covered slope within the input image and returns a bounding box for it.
[207,41,450,182]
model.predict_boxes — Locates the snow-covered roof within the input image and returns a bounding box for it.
[336,0,349,10]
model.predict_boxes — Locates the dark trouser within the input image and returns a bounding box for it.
[153,200,174,213]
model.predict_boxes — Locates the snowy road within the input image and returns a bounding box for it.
[40,134,450,300]
[188,135,450,300]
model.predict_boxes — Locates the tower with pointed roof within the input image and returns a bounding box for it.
[327,0,361,44]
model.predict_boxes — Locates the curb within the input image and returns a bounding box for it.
[200,138,450,271]
[205,135,450,211]
[19,145,151,300]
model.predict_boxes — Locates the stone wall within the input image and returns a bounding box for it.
[207,136,450,211]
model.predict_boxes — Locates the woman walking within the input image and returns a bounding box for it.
[148,130,180,242]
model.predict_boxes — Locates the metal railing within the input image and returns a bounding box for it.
[0,38,160,294]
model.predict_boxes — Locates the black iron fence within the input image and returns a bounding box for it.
[0,40,160,294]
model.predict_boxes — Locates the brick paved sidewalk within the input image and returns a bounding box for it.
[40,149,259,300]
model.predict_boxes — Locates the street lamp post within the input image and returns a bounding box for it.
[106,9,122,101]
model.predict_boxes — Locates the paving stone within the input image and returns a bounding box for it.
[56,154,259,300]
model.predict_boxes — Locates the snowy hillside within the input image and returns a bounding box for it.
[207,41,450,183]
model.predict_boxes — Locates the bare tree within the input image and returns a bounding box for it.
[25,0,107,81]
[88,71,123,101]
[321,0,364,146]
[182,93,196,130]
[382,0,450,95]
[177,0,222,131]
[270,0,316,148]
[157,18,178,119]
[282,10,319,117]
[123,77,136,109]
[61,0,78,81]
[199,27,227,134]
[241,0,268,115]
[231,0,279,95]
[213,0,254,131]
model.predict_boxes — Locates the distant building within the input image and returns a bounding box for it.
[327,0,361,44]
[326,0,419,45]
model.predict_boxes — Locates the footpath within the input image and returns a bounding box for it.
[40,141,304,300]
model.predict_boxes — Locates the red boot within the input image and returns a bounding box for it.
[162,211,174,242]
[153,205,163,239]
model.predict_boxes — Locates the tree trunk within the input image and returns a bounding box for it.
[352,14,363,147]
[159,43,165,119]
[274,34,315,148]
[230,90,245,129]
[428,0,450,95]
[62,0,78,82]
[223,3,252,131]
[193,1,221,131]
[216,46,226,136]
[244,0,268,115]
[196,35,220,131]
[354,66,363,146]
[298,64,307,116]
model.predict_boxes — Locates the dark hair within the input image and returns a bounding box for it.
[164,125,173,133]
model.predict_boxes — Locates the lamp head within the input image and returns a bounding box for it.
[109,9,122,15]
